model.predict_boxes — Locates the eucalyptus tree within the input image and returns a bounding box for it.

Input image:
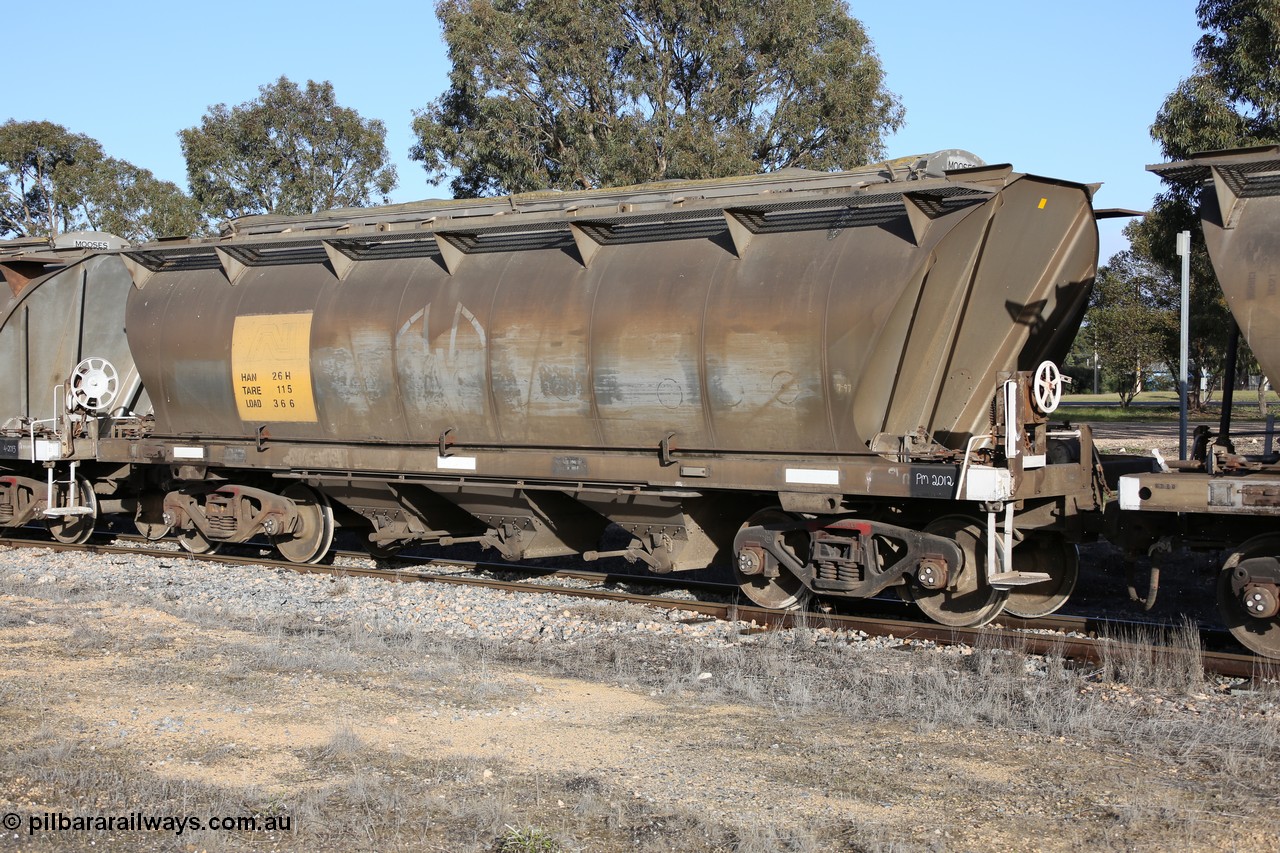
[1,119,200,242]
[412,0,904,196]
[1126,0,1280,405]
[1082,250,1180,406]
[181,77,398,221]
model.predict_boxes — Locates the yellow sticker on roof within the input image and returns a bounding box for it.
[231,313,318,422]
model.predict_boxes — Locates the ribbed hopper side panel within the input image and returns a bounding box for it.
[1201,178,1280,384]
[849,179,1095,447]
[1151,148,1280,390]
[125,174,1097,455]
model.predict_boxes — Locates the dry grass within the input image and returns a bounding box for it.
[1097,618,1207,694]
[3,569,1280,851]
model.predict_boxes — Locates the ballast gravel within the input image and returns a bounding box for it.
[0,545,915,655]
[0,541,1257,704]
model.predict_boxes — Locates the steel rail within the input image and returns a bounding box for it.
[2,532,1269,680]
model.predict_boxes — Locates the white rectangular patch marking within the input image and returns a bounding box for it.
[1118,476,1143,511]
[436,455,477,472]
[172,446,205,460]
[964,467,1012,501]
[34,440,61,461]
[785,468,840,486]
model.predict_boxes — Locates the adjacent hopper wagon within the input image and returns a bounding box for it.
[1121,146,1280,656]
[0,232,149,542]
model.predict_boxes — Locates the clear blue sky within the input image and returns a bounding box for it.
[7,1,1202,262]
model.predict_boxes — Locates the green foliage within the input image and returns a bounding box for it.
[412,0,904,197]
[1078,251,1180,407]
[0,120,202,242]
[498,825,560,852]
[83,158,204,243]
[180,77,398,221]
[1123,206,1234,404]
[1116,0,1280,403]
[0,120,102,237]
[1141,1,1280,257]
[1154,0,1280,159]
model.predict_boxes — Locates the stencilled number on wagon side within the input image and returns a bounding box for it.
[231,313,318,422]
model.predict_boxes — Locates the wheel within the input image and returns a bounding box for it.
[68,357,119,413]
[178,526,220,555]
[1004,536,1079,618]
[904,515,1008,627]
[46,477,97,544]
[135,518,171,540]
[1032,361,1063,414]
[1218,534,1280,658]
[134,493,170,541]
[273,484,334,564]
[733,508,810,610]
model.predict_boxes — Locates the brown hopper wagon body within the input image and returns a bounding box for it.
[0,151,1106,629]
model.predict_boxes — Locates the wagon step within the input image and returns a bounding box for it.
[988,571,1052,589]
[44,506,95,517]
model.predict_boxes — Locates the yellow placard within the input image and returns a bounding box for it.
[230,313,318,422]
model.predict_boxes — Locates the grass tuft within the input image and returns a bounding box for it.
[313,723,366,765]
[1099,618,1205,695]
[497,824,562,852]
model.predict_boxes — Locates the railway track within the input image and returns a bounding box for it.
[1,529,1271,681]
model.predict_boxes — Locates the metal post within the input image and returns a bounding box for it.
[1176,231,1191,460]
[1219,320,1240,444]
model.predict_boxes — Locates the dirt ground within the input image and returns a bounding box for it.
[1088,418,1272,459]
[2,572,1279,852]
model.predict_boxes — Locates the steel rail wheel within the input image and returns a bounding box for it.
[273,484,335,565]
[134,517,171,541]
[134,493,170,541]
[178,526,220,555]
[733,508,810,610]
[905,515,1008,628]
[1218,534,1280,658]
[1004,535,1079,619]
[46,477,97,545]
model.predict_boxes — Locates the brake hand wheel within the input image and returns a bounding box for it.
[1032,360,1063,414]
[67,357,119,413]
